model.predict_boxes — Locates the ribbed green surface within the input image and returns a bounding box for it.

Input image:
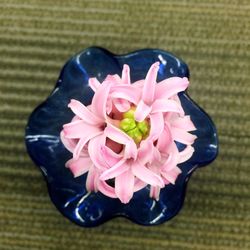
[0,0,250,249]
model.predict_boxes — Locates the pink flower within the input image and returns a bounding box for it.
[61,62,197,203]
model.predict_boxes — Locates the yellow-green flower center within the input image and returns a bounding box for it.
[119,108,150,144]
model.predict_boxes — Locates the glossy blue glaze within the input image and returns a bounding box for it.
[25,47,218,227]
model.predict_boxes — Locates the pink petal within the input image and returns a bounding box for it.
[68,99,103,125]
[132,161,164,187]
[161,143,179,171]
[138,140,161,165]
[134,100,152,122]
[163,179,170,185]
[151,99,184,116]
[153,147,162,163]
[133,178,147,192]
[105,74,121,84]
[105,137,123,154]
[106,98,113,114]
[108,104,124,121]
[138,140,154,165]
[101,145,123,166]
[171,115,196,131]
[104,124,137,159]
[155,77,189,99]
[113,98,130,112]
[73,136,92,160]
[86,165,99,192]
[178,145,195,164]
[91,81,111,120]
[65,157,92,177]
[121,64,131,85]
[63,120,101,139]
[156,124,172,153]
[148,112,164,140]
[115,169,135,204]
[88,134,109,170]
[61,130,89,158]
[110,85,140,105]
[149,186,161,200]
[99,159,128,180]
[142,62,160,104]
[133,79,144,88]
[60,130,77,153]
[98,181,117,198]
[161,167,181,185]
[63,121,102,160]
[88,77,101,92]
[171,127,197,145]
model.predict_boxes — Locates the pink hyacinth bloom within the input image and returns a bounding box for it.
[61,62,197,203]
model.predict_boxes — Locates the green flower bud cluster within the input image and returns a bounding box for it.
[119,107,150,144]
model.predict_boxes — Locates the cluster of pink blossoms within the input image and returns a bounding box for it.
[60,62,197,203]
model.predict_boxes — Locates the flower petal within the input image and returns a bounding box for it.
[73,137,89,160]
[178,145,195,164]
[115,169,135,204]
[106,98,113,114]
[161,167,182,185]
[133,178,147,192]
[105,74,121,84]
[134,100,151,122]
[138,140,161,165]
[113,98,130,112]
[65,157,92,177]
[161,143,179,171]
[88,134,109,170]
[68,99,103,125]
[149,186,161,201]
[171,127,197,145]
[101,144,123,166]
[110,85,140,105]
[142,62,160,104]
[133,79,144,88]
[148,112,164,140]
[155,77,189,99]
[171,115,196,131]
[60,130,77,153]
[132,161,164,187]
[151,99,184,116]
[138,140,154,165]
[100,159,128,180]
[104,123,137,159]
[86,165,98,192]
[91,81,111,120]
[63,120,101,139]
[89,78,101,92]
[105,137,123,154]
[63,121,102,160]
[121,64,131,85]
[153,147,162,163]
[98,181,117,198]
[156,123,172,153]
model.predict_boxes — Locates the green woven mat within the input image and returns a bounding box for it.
[1,0,250,249]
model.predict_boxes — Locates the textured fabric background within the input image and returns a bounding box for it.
[0,0,249,249]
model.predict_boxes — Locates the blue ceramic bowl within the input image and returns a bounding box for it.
[25,47,218,227]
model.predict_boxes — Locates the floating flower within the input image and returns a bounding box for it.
[25,47,218,227]
[61,62,197,203]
